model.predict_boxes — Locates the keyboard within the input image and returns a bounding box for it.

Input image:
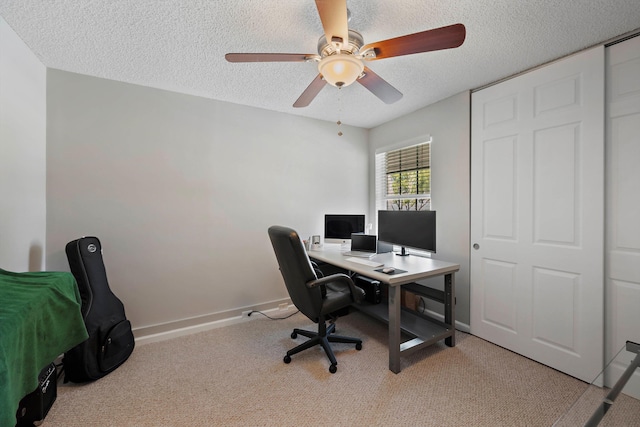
[345,257,384,268]
[342,251,375,258]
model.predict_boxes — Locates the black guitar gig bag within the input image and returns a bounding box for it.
[63,236,135,382]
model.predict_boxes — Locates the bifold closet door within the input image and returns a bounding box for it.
[470,46,605,382]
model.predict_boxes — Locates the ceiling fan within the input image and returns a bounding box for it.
[225,0,466,108]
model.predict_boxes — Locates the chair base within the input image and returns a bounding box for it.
[283,322,362,373]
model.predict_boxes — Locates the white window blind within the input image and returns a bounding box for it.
[375,141,431,211]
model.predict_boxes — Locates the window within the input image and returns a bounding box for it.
[375,140,431,211]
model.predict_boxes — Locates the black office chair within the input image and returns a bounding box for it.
[268,225,365,373]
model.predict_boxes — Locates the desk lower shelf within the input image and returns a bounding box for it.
[351,302,454,354]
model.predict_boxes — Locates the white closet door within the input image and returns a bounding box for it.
[470,46,605,382]
[605,35,640,396]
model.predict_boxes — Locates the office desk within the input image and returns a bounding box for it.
[309,247,459,373]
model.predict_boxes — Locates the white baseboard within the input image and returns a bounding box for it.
[133,302,469,346]
[134,313,252,346]
[133,300,293,346]
[422,307,470,333]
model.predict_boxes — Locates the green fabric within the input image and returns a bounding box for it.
[0,268,88,427]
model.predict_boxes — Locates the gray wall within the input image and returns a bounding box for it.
[2,20,470,335]
[45,69,369,335]
[0,17,47,272]
[368,92,471,327]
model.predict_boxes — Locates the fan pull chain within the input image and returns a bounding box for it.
[337,88,343,136]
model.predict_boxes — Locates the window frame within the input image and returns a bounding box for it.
[375,136,433,213]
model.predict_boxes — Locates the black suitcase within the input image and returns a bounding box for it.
[15,363,57,427]
[63,236,135,383]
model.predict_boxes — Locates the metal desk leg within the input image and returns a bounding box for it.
[584,341,640,427]
[388,285,401,373]
[444,273,456,347]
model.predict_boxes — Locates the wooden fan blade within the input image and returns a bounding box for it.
[315,0,349,50]
[361,23,466,60]
[357,67,403,104]
[293,74,327,108]
[225,53,314,63]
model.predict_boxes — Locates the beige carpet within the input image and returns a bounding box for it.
[43,310,636,426]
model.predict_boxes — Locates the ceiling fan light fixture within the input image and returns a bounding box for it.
[318,54,364,88]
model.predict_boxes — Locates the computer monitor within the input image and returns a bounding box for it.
[378,210,436,256]
[324,214,366,244]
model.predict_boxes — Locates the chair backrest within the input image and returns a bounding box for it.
[268,225,323,322]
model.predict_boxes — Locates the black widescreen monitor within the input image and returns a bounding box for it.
[324,214,365,244]
[378,210,436,256]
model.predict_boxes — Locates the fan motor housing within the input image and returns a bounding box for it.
[317,29,364,57]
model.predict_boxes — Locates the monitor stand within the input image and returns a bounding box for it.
[396,247,410,256]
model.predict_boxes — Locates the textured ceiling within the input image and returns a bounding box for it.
[1,1,639,128]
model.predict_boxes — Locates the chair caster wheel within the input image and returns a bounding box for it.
[291,332,297,339]
[356,343,362,351]
[329,364,337,374]
[284,355,291,364]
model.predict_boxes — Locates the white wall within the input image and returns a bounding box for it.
[0,17,47,272]
[45,69,369,335]
[369,92,471,326]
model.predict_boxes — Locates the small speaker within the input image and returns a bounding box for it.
[16,363,57,426]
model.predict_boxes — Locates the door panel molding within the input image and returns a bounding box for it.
[605,35,640,398]
[471,45,604,382]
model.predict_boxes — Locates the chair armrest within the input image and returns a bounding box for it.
[310,261,324,278]
[307,273,352,288]
[307,274,365,303]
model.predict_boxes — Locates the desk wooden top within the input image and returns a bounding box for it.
[308,246,459,286]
